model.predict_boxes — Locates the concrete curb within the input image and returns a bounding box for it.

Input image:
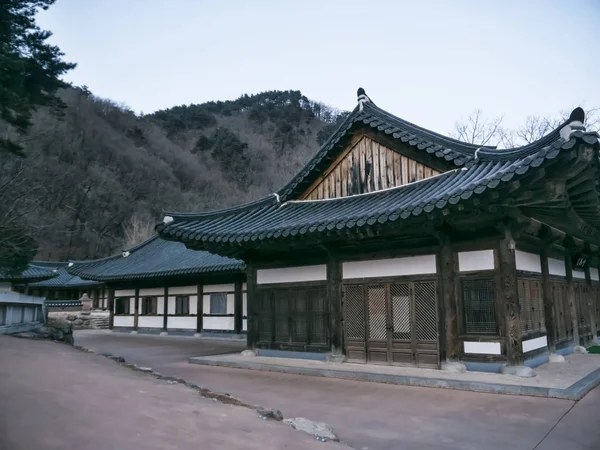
[188,357,600,401]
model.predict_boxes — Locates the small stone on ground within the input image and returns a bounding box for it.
[573,345,588,354]
[256,407,283,421]
[441,362,467,373]
[241,349,256,357]
[284,417,339,441]
[500,365,536,378]
[549,353,566,363]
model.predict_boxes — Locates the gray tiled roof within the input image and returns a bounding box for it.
[68,236,244,282]
[28,263,102,288]
[0,265,57,283]
[157,104,600,254]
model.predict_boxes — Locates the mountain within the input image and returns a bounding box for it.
[0,88,348,261]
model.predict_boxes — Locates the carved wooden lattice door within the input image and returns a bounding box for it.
[343,281,439,368]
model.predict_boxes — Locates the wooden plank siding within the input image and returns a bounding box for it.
[301,136,442,200]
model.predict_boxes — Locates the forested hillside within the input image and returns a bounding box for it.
[0,88,347,261]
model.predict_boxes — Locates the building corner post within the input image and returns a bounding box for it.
[133,287,140,331]
[584,265,597,343]
[326,255,343,358]
[540,248,557,353]
[107,287,115,330]
[246,265,257,350]
[565,254,580,346]
[196,284,203,334]
[437,233,458,363]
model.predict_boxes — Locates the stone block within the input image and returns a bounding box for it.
[283,417,338,441]
[548,353,566,363]
[500,365,536,378]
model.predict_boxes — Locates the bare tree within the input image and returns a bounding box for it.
[452,110,506,147]
[122,212,157,249]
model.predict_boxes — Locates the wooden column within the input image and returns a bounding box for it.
[163,286,169,332]
[584,266,597,342]
[437,236,458,362]
[540,249,557,353]
[327,256,343,356]
[565,255,580,346]
[246,265,257,350]
[498,228,523,366]
[133,288,139,331]
[107,288,115,329]
[234,278,243,335]
[196,284,203,334]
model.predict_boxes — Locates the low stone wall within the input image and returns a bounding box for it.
[48,311,110,330]
[0,292,45,335]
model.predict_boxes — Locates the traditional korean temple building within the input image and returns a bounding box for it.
[158,89,600,371]
[68,236,246,335]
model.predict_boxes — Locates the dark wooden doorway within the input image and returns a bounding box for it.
[344,280,439,368]
[255,284,329,352]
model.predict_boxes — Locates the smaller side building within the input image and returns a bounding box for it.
[68,236,246,336]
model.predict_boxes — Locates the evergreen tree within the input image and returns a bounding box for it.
[0,0,75,155]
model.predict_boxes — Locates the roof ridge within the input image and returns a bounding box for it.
[165,195,278,221]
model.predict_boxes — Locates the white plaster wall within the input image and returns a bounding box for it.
[203,316,234,330]
[189,295,198,315]
[227,293,234,314]
[342,255,436,280]
[548,258,566,277]
[591,268,599,282]
[204,284,235,293]
[458,250,495,272]
[167,297,175,314]
[242,283,247,290]
[139,288,164,296]
[573,270,586,280]
[243,293,247,316]
[113,316,134,327]
[129,298,135,312]
[522,335,547,353]
[463,341,501,355]
[138,316,163,328]
[515,250,542,273]
[157,297,165,315]
[258,265,327,284]
[115,289,135,297]
[167,316,196,330]
[169,285,197,295]
[243,319,247,331]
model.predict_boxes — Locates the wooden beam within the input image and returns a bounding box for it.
[196,284,203,334]
[326,256,343,356]
[107,288,115,329]
[163,286,169,332]
[437,234,459,362]
[498,227,523,366]
[246,265,257,350]
[565,255,581,346]
[133,288,139,331]
[234,278,243,335]
[540,248,557,353]
[584,266,597,342]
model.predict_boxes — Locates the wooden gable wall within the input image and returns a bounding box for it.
[301,135,441,200]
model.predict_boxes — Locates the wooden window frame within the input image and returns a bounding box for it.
[460,276,498,336]
[140,296,158,316]
[114,297,130,315]
[174,295,190,315]
[209,292,227,315]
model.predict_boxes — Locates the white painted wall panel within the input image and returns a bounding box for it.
[463,341,501,355]
[169,285,197,295]
[515,251,542,273]
[573,270,586,280]
[113,316,134,327]
[227,293,234,314]
[115,289,135,297]
[243,319,247,332]
[458,250,495,272]
[242,283,247,290]
[548,258,566,277]
[167,297,175,315]
[258,265,327,284]
[342,255,436,280]
[167,316,196,330]
[591,268,599,282]
[129,298,136,312]
[522,335,547,353]
[243,293,247,316]
[157,297,165,315]
[138,316,163,328]
[204,284,235,293]
[203,316,234,330]
[139,288,164,296]
[189,295,198,315]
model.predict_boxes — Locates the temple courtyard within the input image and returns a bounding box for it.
[0,332,597,450]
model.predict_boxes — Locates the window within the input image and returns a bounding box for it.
[462,278,497,335]
[141,297,157,315]
[175,295,189,315]
[115,297,130,315]
[0,305,6,326]
[210,293,227,314]
[518,278,545,335]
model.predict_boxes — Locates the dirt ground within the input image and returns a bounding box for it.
[72,331,600,450]
[0,335,350,450]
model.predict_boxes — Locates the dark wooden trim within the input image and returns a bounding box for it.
[108,288,115,329]
[343,274,437,285]
[565,254,580,346]
[246,265,257,349]
[438,236,458,362]
[234,279,243,334]
[163,286,168,331]
[540,248,557,353]
[522,330,549,341]
[498,227,523,366]
[256,280,326,289]
[327,256,343,355]
[133,288,139,331]
[204,313,234,317]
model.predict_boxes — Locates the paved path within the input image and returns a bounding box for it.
[0,336,348,450]
[74,331,600,450]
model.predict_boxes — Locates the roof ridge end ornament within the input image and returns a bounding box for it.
[163,215,174,224]
[122,250,130,258]
[474,147,483,161]
[559,107,586,141]
[357,87,374,112]
[273,193,280,204]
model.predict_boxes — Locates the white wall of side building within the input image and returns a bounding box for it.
[342,255,437,279]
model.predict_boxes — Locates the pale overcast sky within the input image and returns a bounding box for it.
[37,0,600,134]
